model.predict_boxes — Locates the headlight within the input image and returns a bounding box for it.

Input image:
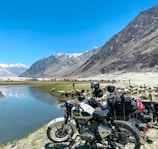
[60,102,67,111]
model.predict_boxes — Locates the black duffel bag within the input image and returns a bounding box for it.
[107,94,138,115]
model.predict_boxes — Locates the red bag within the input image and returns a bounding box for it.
[136,101,145,112]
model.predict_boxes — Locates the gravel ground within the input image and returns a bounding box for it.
[1,124,158,149]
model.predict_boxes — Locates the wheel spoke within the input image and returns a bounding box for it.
[47,122,74,142]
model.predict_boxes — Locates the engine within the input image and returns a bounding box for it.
[77,119,112,141]
[77,119,95,141]
[72,102,112,141]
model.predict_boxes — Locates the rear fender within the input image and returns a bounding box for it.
[114,120,146,144]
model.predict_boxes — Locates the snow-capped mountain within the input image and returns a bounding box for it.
[21,5,158,78]
[0,63,29,77]
[54,52,82,58]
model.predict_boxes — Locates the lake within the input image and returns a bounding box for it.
[0,85,63,144]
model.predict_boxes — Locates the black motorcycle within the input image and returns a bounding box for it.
[89,83,153,127]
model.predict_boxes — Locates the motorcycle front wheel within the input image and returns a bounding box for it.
[47,121,74,143]
[109,121,141,149]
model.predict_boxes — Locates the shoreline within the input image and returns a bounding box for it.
[0,125,49,149]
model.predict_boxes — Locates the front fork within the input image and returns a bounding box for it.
[62,114,69,134]
[61,114,77,138]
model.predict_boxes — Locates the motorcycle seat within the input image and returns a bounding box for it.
[93,109,110,120]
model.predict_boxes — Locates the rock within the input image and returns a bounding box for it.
[0,91,4,98]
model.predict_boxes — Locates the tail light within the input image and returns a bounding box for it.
[143,124,148,132]
[141,131,145,138]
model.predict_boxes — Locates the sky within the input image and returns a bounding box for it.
[0,0,158,66]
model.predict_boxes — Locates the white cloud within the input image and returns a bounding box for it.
[93,46,98,49]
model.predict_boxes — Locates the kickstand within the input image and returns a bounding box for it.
[72,133,79,140]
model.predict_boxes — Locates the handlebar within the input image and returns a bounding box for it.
[88,98,105,109]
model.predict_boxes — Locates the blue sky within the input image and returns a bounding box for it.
[0,0,158,66]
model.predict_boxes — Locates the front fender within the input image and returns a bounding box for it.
[48,117,77,134]
[48,117,65,128]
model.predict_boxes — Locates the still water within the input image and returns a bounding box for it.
[0,85,63,144]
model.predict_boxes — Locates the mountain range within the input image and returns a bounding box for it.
[0,63,29,77]
[20,4,158,78]
[20,49,99,78]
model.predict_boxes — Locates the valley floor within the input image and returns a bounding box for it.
[1,72,158,148]
[1,72,158,87]
[82,72,158,87]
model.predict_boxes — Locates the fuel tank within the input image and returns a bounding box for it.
[71,103,95,119]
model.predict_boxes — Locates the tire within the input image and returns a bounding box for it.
[109,121,141,149]
[47,121,74,143]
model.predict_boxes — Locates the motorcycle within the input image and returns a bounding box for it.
[89,83,153,127]
[140,99,158,127]
[91,97,153,127]
[47,97,146,148]
[87,82,149,138]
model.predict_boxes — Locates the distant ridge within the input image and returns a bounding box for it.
[21,4,158,78]
[20,49,99,78]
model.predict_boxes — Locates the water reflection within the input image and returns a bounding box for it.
[0,85,63,144]
[29,89,59,106]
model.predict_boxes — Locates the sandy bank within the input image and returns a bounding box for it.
[78,72,158,87]
[1,72,158,87]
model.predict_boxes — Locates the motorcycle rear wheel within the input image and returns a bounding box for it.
[47,121,74,143]
[109,121,141,149]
